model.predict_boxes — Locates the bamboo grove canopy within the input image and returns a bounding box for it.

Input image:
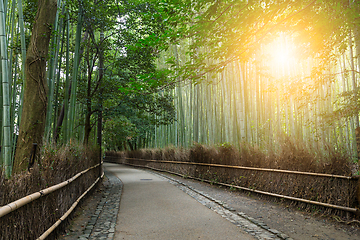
[1,0,360,177]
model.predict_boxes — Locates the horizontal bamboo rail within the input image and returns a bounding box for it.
[37,172,104,240]
[121,160,359,214]
[118,157,359,180]
[0,163,101,218]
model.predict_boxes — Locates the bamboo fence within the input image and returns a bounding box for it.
[118,157,358,180]
[107,157,359,215]
[0,162,103,239]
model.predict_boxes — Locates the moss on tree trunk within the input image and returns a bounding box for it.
[13,0,58,173]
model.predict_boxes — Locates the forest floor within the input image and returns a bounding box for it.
[59,165,360,240]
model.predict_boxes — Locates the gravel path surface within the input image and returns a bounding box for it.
[59,163,360,240]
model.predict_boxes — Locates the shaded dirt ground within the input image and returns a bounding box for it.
[59,168,360,240]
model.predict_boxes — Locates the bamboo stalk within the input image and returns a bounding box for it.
[68,6,83,140]
[7,0,16,88]
[0,0,12,178]
[44,0,64,141]
[0,163,102,218]
[52,20,66,138]
[17,0,26,127]
[63,11,70,143]
[119,157,359,180]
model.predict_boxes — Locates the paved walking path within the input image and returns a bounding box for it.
[107,163,254,240]
[77,163,287,239]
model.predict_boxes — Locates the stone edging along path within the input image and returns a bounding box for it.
[77,169,123,240]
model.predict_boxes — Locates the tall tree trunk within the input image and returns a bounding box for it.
[13,0,57,173]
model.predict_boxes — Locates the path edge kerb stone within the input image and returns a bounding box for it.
[78,169,123,240]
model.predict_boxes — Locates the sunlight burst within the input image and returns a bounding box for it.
[266,33,298,70]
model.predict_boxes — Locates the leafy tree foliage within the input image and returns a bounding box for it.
[135,0,358,85]
[103,116,137,151]
[100,2,175,149]
[70,0,175,146]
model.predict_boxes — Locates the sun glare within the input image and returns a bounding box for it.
[275,47,290,65]
[265,33,297,70]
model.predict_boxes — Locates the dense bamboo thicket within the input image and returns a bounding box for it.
[0,0,175,178]
[0,0,88,177]
[149,35,360,174]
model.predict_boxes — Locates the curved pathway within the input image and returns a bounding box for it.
[73,163,290,239]
[108,163,257,240]
[60,162,360,240]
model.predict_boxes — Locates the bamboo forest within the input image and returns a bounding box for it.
[0,0,360,178]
